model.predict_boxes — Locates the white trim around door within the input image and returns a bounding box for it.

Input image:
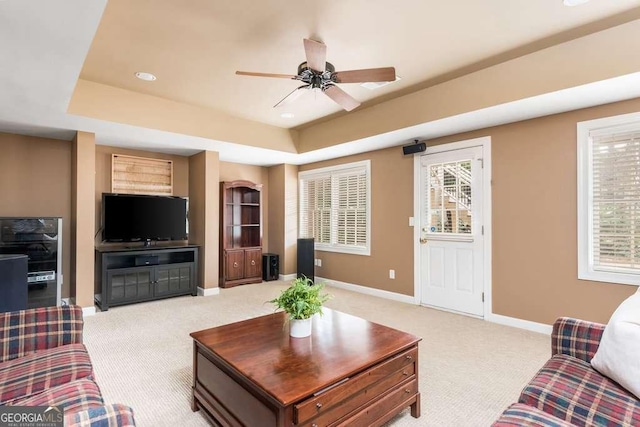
[413,136,493,318]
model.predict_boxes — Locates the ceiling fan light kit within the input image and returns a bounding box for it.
[236,38,396,112]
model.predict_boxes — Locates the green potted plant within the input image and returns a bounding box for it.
[268,276,331,338]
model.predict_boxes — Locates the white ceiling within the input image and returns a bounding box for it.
[1,0,640,165]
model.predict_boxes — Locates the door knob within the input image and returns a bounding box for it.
[233,262,238,268]
[251,260,255,266]
[419,237,428,244]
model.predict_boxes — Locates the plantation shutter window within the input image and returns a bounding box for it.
[578,114,640,287]
[299,161,371,255]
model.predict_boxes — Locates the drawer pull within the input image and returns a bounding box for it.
[233,262,238,268]
[402,371,409,376]
[405,388,411,393]
[406,355,413,360]
[251,260,256,266]
[316,402,323,410]
[312,424,318,427]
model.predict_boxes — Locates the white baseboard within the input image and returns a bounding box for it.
[198,287,220,297]
[279,274,297,281]
[317,277,417,305]
[486,313,552,335]
[82,306,96,317]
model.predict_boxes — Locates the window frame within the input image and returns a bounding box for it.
[299,160,371,256]
[577,111,640,287]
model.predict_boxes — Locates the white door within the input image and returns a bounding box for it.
[419,146,484,316]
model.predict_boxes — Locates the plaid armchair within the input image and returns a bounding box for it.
[493,317,640,427]
[0,305,135,426]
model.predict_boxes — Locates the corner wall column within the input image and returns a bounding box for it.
[268,164,298,276]
[71,132,96,313]
[189,151,220,293]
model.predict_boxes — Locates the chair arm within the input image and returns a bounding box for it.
[551,317,605,363]
[0,305,84,363]
[64,404,136,427]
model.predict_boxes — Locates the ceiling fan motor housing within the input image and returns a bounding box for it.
[297,61,336,89]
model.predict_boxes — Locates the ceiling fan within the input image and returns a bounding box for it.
[236,38,396,112]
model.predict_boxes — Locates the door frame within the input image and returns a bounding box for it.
[413,136,492,318]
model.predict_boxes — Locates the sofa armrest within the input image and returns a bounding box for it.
[64,404,136,427]
[0,305,83,363]
[551,317,605,363]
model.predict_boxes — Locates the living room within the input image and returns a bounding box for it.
[1,1,640,426]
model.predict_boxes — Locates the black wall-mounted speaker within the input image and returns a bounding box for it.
[402,142,426,155]
[262,253,279,281]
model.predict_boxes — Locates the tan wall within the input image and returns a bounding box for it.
[268,166,285,273]
[220,161,269,252]
[428,98,640,324]
[267,164,299,275]
[299,148,415,294]
[94,145,189,239]
[0,133,72,298]
[189,151,220,288]
[72,132,96,308]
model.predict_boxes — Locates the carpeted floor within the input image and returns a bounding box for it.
[82,281,550,426]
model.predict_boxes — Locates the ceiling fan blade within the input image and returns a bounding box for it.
[333,67,396,83]
[323,85,360,112]
[236,71,297,79]
[274,85,310,108]
[303,38,326,72]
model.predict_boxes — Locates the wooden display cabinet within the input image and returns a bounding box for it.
[220,180,263,288]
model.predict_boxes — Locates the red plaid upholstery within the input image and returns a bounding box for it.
[492,403,575,427]
[519,354,640,427]
[0,305,83,363]
[0,343,93,405]
[7,378,104,414]
[551,317,605,363]
[65,403,136,427]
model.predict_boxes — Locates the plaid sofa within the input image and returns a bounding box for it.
[493,317,640,427]
[0,305,135,426]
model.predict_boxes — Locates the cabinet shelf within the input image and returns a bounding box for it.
[221,180,263,288]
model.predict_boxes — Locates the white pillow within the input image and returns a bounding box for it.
[591,288,640,399]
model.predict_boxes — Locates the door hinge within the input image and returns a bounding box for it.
[482,292,485,302]
[481,225,484,235]
[478,158,484,169]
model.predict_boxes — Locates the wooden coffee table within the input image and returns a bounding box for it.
[190,308,421,426]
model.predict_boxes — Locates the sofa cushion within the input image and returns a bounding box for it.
[591,289,640,400]
[492,403,575,427]
[519,354,640,427]
[64,403,136,427]
[7,378,104,414]
[0,343,93,405]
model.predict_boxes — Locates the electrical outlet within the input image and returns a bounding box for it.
[409,217,414,227]
[314,259,318,266]
[389,269,395,279]
[317,259,322,267]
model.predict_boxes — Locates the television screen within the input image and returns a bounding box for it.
[102,193,188,242]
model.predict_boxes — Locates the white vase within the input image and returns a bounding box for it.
[289,317,312,338]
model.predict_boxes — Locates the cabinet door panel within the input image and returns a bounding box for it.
[244,249,262,279]
[225,250,244,281]
[107,267,152,304]
[155,263,193,297]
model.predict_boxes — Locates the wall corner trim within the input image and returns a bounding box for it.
[279,274,297,281]
[82,306,97,317]
[198,287,221,297]
[486,313,552,335]
[317,276,417,305]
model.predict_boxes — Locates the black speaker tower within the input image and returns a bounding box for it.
[297,238,315,283]
[262,253,279,281]
[0,254,28,313]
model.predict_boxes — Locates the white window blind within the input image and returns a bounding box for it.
[299,160,370,255]
[578,113,640,287]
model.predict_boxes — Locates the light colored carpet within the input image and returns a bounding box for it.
[82,281,550,426]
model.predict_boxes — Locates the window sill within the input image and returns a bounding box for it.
[578,268,640,287]
[315,245,370,256]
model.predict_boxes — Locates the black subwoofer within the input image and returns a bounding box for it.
[0,254,28,313]
[262,253,279,281]
[297,238,314,283]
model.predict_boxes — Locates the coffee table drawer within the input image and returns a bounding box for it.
[294,346,417,425]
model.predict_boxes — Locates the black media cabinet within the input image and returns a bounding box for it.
[95,244,199,311]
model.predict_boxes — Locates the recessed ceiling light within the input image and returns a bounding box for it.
[563,0,589,6]
[280,112,295,119]
[135,72,157,81]
[360,76,401,90]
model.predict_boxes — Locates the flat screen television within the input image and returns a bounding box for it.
[102,193,188,242]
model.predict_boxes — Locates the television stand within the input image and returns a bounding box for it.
[95,244,199,311]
